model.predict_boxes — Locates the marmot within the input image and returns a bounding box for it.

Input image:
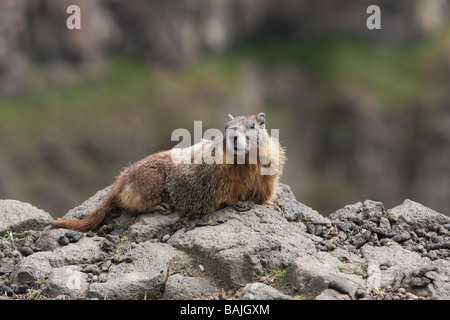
[52,113,285,231]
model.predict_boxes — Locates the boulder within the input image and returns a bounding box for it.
[41,266,89,299]
[361,244,427,290]
[128,211,182,243]
[362,244,450,299]
[11,252,55,288]
[240,283,291,300]
[166,184,322,289]
[163,274,219,300]
[388,199,450,230]
[87,242,178,300]
[0,200,53,233]
[168,204,317,287]
[286,251,365,299]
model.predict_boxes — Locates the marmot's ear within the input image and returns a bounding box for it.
[227,114,234,121]
[256,113,266,129]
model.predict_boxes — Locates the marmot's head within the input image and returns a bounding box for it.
[224,113,266,154]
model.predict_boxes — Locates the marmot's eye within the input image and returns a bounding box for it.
[250,123,255,129]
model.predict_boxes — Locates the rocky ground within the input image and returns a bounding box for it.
[0,183,449,300]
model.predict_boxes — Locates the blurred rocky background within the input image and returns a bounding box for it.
[0,0,450,218]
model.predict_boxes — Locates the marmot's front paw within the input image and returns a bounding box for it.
[151,203,173,215]
[232,201,256,212]
[264,200,275,207]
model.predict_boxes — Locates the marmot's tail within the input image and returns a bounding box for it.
[52,195,117,232]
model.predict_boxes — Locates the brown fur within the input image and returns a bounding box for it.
[52,113,285,231]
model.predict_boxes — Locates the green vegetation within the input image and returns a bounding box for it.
[2,231,17,241]
[265,265,290,293]
[268,265,287,282]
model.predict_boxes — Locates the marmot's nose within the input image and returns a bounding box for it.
[229,126,241,131]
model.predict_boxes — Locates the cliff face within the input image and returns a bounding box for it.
[1,183,449,300]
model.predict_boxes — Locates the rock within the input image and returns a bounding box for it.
[0,257,15,275]
[58,236,70,246]
[1,183,449,300]
[362,244,426,290]
[352,229,371,248]
[128,212,182,243]
[87,242,178,300]
[0,286,13,297]
[276,184,329,224]
[18,246,34,257]
[330,200,385,225]
[283,200,329,225]
[405,292,418,300]
[327,280,349,294]
[398,288,407,294]
[240,283,291,300]
[0,200,53,233]
[99,238,116,253]
[389,200,450,230]
[163,274,219,299]
[35,228,68,251]
[65,231,83,243]
[11,252,54,288]
[361,244,450,299]
[315,289,350,300]
[401,259,450,299]
[168,203,317,287]
[286,251,364,299]
[41,266,89,299]
[379,217,391,230]
[391,232,411,243]
[52,236,106,266]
